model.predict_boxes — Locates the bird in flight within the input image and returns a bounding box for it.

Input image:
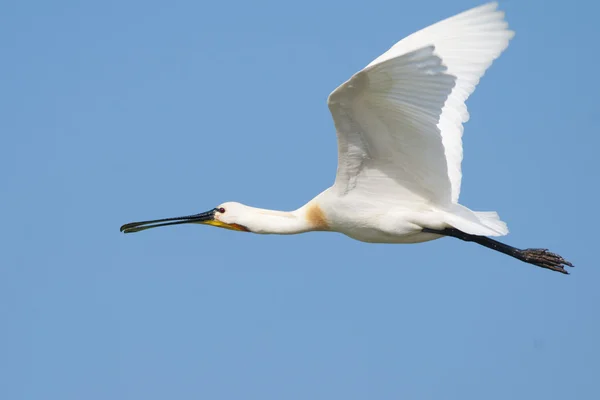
[121,2,574,274]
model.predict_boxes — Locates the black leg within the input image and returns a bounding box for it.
[423,227,574,274]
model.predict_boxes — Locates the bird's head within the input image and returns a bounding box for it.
[120,201,253,234]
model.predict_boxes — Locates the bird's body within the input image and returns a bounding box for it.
[303,192,444,244]
[121,2,575,274]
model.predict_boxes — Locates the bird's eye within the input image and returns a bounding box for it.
[218,207,226,213]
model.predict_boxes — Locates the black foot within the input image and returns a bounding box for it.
[518,248,574,274]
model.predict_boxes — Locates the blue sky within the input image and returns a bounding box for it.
[1,0,598,399]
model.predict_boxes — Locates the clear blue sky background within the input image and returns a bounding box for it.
[1,1,598,399]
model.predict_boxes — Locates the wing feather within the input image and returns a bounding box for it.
[329,47,455,203]
[328,2,514,204]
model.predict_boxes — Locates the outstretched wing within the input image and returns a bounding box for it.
[328,2,514,205]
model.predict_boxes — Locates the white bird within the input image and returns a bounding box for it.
[121,2,573,274]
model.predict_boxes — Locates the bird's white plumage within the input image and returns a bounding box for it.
[329,2,514,205]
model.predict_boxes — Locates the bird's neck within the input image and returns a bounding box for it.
[246,202,329,234]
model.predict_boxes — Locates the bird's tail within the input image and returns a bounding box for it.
[443,203,509,237]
